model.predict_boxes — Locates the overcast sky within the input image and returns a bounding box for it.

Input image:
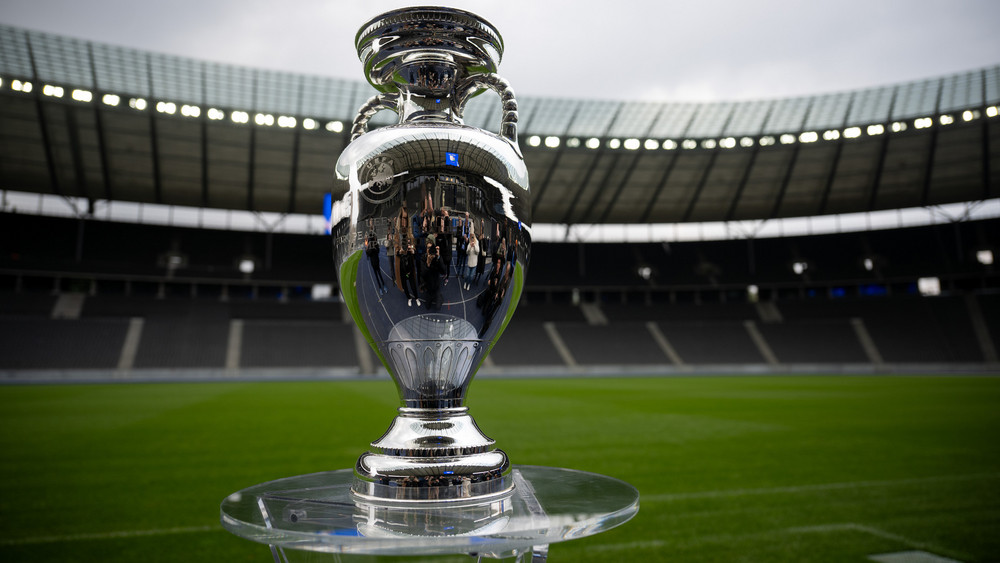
[2,0,999,102]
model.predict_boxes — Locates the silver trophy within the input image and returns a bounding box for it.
[330,6,530,504]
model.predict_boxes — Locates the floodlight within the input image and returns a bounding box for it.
[917,277,941,296]
[155,101,176,114]
[566,137,581,148]
[822,129,840,140]
[231,111,249,124]
[608,138,621,149]
[976,250,994,265]
[891,121,907,132]
[681,139,696,149]
[914,117,933,129]
[585,137,600,149]
[623,138,640,150]
[792,261,808,275]
[719,137,736,149]
[662,139,678,150]
[799,131,818,143]
[544,136,560,148]
[42,84,64,97]
[254,113,274,126]
[71,89,93,102]
[129,97,147,110]
[700,139,716,149]
[939,114,954,125]
[844,127,862,138]
[303,118,319,130]
[102,93,120,106]
[238,259,255,274]
[644,139,659,150]
[326,120,344,132]
[527,135,541,147]
[207,108,225,120]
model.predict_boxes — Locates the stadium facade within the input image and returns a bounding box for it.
[1,24,998,376]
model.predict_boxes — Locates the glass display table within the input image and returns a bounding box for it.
[221,465,639,562]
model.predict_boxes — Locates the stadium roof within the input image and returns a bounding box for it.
[1,24,998,225]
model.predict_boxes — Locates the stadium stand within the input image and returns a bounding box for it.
[0,24,997,376]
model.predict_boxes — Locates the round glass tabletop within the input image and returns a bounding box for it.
[221,465,639,558]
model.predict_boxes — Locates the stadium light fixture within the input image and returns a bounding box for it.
[844,127,862,139]
[623,138,640,150]
[700,139,717,149]
[637,266,652,280]
[914,117,933,129]
[586,137,600,149]
[302,118,319,130]
[238,258,255,274]
[939,114,954,125]
[739,137,754,147]
[822,129,840,141]
[608,138,621,149]
[863,257,874,271]
[890,121,907,132]
[544,136,560,148]
[759,136,775,146]
[312,284,333,300]
[746,284,759,302]
[102,93,120,106]
[962,110,980,121]
[792,261,808,275]
[681,139,697,149]
[71,89,92,102]
[231,110,249,124]
[155,101,177,114]
[867,124,884,136]
[987,106,999,118]
[977,250,994,265]
[326,120,344,133]
[644,139,659,150]
[527,135,541,147]
[917,277,941,296]
[566,137,581,148]
[277,115,297,128]
[254,113,274,126]
[207,108,225,120]
[662,139,678,150]
[719,137,736,149]
[799,131,818,143]
[42,84,64,97]
[11,80,32,93]
[180,104,200,118]
[128,97,147,110]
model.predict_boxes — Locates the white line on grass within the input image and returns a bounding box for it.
[642,472,1000,502]
[1,525,218,546]
[590,522,960,557]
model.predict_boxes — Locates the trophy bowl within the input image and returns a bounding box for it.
[329,6,531,504]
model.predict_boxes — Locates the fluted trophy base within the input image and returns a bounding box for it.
[351,408,513,504]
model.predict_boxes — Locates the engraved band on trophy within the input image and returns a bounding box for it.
[329,6,531,504]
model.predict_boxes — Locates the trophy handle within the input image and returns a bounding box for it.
[350,93,400,141]
[452,74,519,146]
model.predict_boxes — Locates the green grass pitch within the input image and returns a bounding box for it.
[1,375,998,562]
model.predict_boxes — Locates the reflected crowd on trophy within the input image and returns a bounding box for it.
[352,173,524,338]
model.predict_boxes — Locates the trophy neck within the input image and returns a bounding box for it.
[395,87,461,125]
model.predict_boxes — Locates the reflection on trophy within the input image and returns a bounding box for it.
[329,7,531,504]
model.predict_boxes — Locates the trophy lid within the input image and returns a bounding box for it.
[355,6,504,94]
